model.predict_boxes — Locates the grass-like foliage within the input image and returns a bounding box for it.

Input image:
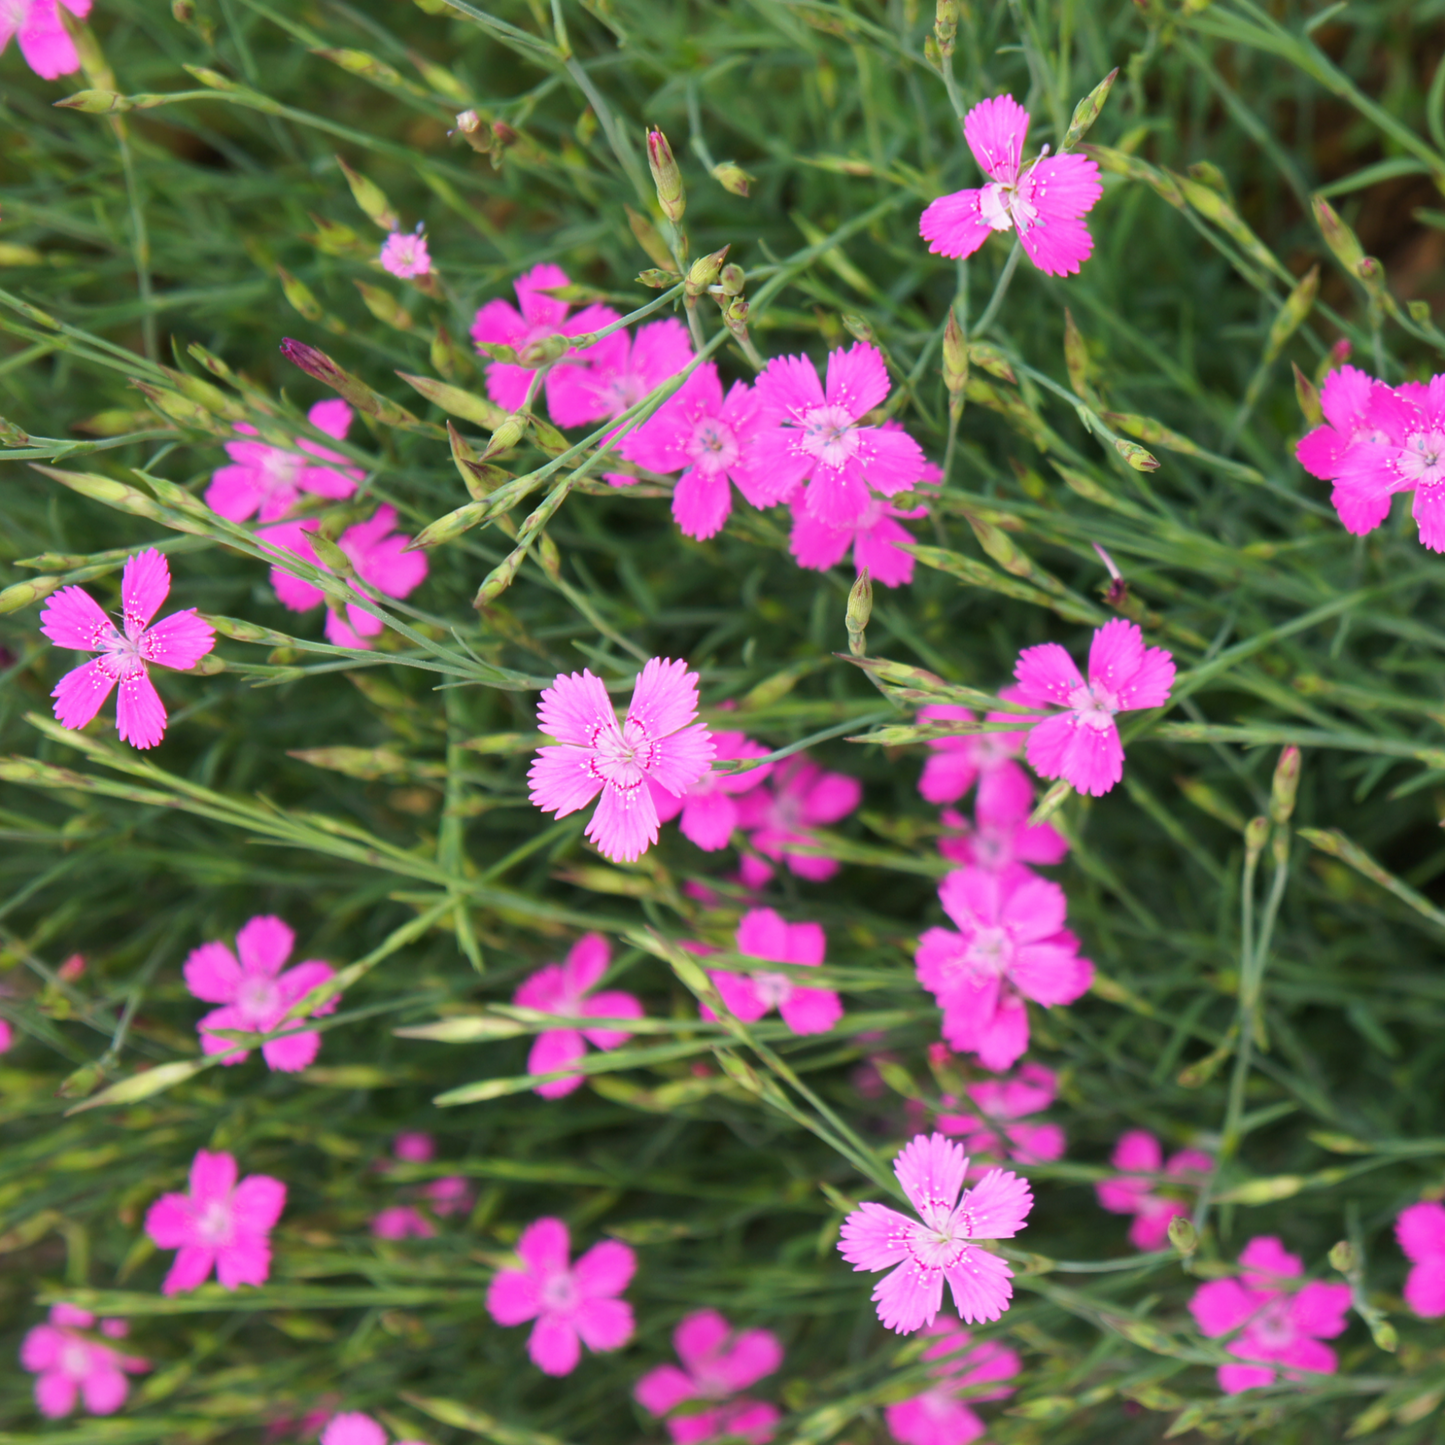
[6,0,1445,1441]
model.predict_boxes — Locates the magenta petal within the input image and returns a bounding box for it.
[963,94,1029,182]
[572,1294,634,1352]
[161,1245,217,1295]
[920,190,993,261]
[40,584,115,651]
[573,1238,636,1299]
[516,1216,571,1275]
[873,1258,945,1335]
[121,549,171,635]
[528,1314,582,1375]
[1217,1362,1275,1394]
[1405,1258,1445,1318]
[114,666,167,750]
[214,1232,271,1289]
[34,1370,80,1419]
[487,1266,543,1326]
[893,1132,967,1217]
[260,1027,321,1072]
[778,986,843,1035]
[528,1028,588,1098]
[586,781,661,862]
[944,1245,1014,1323]
[635,1363,697,1416]
[51,658,118,732]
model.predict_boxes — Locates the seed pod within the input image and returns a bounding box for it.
[277,268,325,323]
[354,281,414,333]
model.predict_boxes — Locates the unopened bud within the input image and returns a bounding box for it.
[517,333,570,368]
[724,296,750,339]
[685,245,729,299]
[718,263,745,296]
[942,306,968,403]
[482,412,528,459]
[0,575,63,614]
[1061,68,1119,151]
[841,313,875,345]
[923,33,941,66]
[537,531,561,581]
[1292,363,1323,426]
[1269,745,1301,825]
[1167,1214,1198,1257]
[711,161,754,197]
[530,418,569,458]
[646,128,686,224]
[171,0,195,20]
[336,156,399,232]
[636,269,675,289]
[1113,438,1160,472]
[0,415,32,446]
[1329,1239,1356,1274]
[933,0,958,59]
[846,568,873,656]
[310,533,354,579]
[279,339,422,430]
[492,120,518,149]
[277,267,324,323]
[1312,195,1365,272]
[626,205,678,272]
[454,109,490,153]
[1245,815,1270,863]
[1370,1318,1398,1353]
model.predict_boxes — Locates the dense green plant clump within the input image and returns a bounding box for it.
[7,0,1445,1441]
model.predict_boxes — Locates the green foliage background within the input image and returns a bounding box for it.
[5,0,1445,1440]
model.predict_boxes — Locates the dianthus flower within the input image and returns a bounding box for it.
[635,1309,784,1445]
[183,914,338,1072]
[144,1149,286,1295]
[753,343,931,526]
[486,1217,635,1375]
[371,1206,435,1241]
[1188,1236,1351,1394]
[470,262,615,415]
[938,764,1068,874]
[513,933,644,1098]
[264,505,428,650]
[652,730,773,851]
[735,757,862,886]
[916,865,1093,1071]
[20,1305,148,1419]
[1095,1130,1211,1251]
[550,317,693,429]
[1012,619,1174,797]
[528,658,714,863]
[1,0,90,80]
[790,493,927,588]
[424,1175,473,1215]
[1395,1201,1445,1318]
[39,549,215,750]
[1331,374,1445,548]
[379,227,431,279]
[703,907,842,1036]
[321,1411,427,1445]
[838,1132,1033,1333]
[391,1132,435,1164]
[933,1063,1065,1166]
[618,361,771,536]
[920,94,1102,277]
[883,1318,1020,1445]
[206,400,361,523]
[917,691,1033,812]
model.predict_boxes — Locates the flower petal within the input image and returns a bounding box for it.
[120,549,171,636]
[963,94,1030,183]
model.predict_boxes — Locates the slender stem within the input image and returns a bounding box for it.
[973,242,1023,334]
[114,126,156,362]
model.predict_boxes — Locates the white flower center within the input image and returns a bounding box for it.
[541,1270,579,1313]
[798,404,862,468]
[751,971,794,1009]
[963,924,1013,978]
[979,180,1040,235]
[1399,429,1445,487]
[687,417,738,473]
[1067,681,1120,730]
[198,1198,232,1246]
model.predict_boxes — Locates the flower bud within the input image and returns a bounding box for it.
[1329,1239,1356,1274]
[1292,363,1323,427]
[1167,1214,1198,1257]
[172,0,194,20]
[310,532,355,580]
[1370,1317,1398,1353]
[517,333,570,368]
[279,339,423,431]
[482,411,528,460]
[636,269,675,289]
[1113,437,1160,472]
[1245,814,1270,864]
[1269,745,1301,825]
[646,128,686,224]
[846,568,872,656]
[711,161,754,197]
[0,415,31,446]
[0,575,63,615]
[1312,195,1365,272]
[336,155,400,232]
[724,296,750,339]
[277,267,324,323]
[537,531,562,581]
[933,0,958,59]
[1062,68,1119,151]
[942,307,968,407]
[1264,265,1320,364]
[685,245,729,299]
[842,313,875,346]
[718,263,745,296]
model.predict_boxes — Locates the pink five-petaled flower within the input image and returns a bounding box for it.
[206,399,360,524]
[703,907,842,1036]
[916,865,1093,1071]
[753,343,931,527]
[20,1305,148,1419]
[183,914,338,1072]
[264,505,429,651]
[513,933,644,1098]
[618,361,767,537]
[918,690,1034,813]
[735,756,863,887]
[651,730,773,851]
[1395,1201,1445,1318]
[939,763,1068,874]
[1294,364,1396,491]
[883,1318,1020,1445]
[380,227,431,279]
[485,1216,635,1376]
[1095,1129,1211,1251]
[528,658,714,863]
[40,549,215,750]
[635,1308,784,1445]
[838,1132,1033,1334]
[1188,1236,1351,1394]
[392,1131,435,1164]
[320,1411,427,1445]
[920,94,1103,277]
[1,0,91,80]
[371,1206,436,1241]
[144,1149,286,1296]
[550,316,693,430]
[934,1063,1065,1166]
[1013,618,1174,797]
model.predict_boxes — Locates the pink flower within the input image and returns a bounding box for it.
[651,730,773,850]
[934,1063,1065,1166]
[513,933,644,1098]
[917,691,1033,812]
[635,1308,784,1444]
[790,492,927,588]
[1,0,91,81]
[735,757,862,886]
[392,1132,435,1164]
[916,865,1093,1071]
[20,1305,148,1419]
[423,1175,473,1215]
[1095,1130,1211,1251]
[703,907,842,1036]
[321,1411,426,1445]
[39,549,216,750]
[379,228,431,279]
[838,1132,1032,1333]
[206,400,361,523]
[0,1018,12,1053]
[920,94,1102,277]
[1012,619,1174,797]
[371,1206,436,1241]
[1188,1236,1351,1394]
[618,362,767,538]
[144,1148,286,1295]
[549,317,693,430]
[485,1216,635,1375]
[883,1318,1020,1445]
[752,343,931,526]
[183,914,339,1072]
[264,505,429,650]
[527,658,715,863]
[470,262,616,415]
[938,768,1067,876]
[1396,1201,1445,1318]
